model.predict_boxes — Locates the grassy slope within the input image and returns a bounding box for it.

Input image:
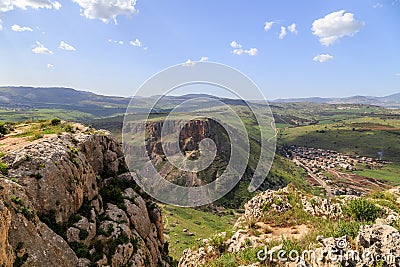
[279,117,400,162]
[0,109,96,122]
[161,205,235,260]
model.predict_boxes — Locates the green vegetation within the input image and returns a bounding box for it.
[0,122,10,136]
[161,204,235,260]
[203,187,395,266]
[0,161,8,175]
[51,117,61,126]
[99,177,138,211]
[342,198,383,222]
[79,229,89,240]
[12,120,79,139]
[279,117,400,162]
[353,163,400,186]
[0,108,95,123]
[13,253,29,267]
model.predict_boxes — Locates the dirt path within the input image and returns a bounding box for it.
[293,158,334,198]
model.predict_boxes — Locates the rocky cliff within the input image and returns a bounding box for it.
[0,124,170,267]
[124,118,231,186]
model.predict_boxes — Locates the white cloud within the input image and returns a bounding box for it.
[59,41,76,51]
[130,38,142,47]
[72,0,137,23]
[230,41,258,56]
[108,39,124,45]
[288,23,298,34]
[11,24,33,32]
[1,0,61,12]
[182,57,209,66]
[312,10,365,46]
[244,48,258,56]
[47,63,54,69]
[32,41,53,55]
[230,41,242,49]
[313,54,334,63]
[182,59,196,67]
[0,0,60,30]
[232,48,243,55]
[395,73,400,76]
[264,21,275,31]
[373,2,383,8]
[279,26,287,39]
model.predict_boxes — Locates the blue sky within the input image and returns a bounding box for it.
[0,0,399,99]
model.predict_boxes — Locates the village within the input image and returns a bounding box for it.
[280,145,388,196]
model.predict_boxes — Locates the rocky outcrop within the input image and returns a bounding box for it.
[0,178,78,267]
[301,196,345,219]
[0,198,14,266]
[0,126,170,267]
[234,186,293,228]
[179,185,400,267]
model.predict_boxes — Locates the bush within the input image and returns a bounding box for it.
[65,124,74,133]
[343,198,383,222]
[209,234,228,253]
[0,123,9,135]
[79,229,89,240]
[209,253,236,267]
[51,118,61,126]
[69,242,89,258]
[0,162,8,175]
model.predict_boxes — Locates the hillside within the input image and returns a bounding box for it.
[1,87,399,123]
[0,121,171,267]
[273,93,400,108]
[179,185,400,267]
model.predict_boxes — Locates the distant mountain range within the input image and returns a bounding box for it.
[272,93,400,108]
[0,87,399,114]
[0,86,130,117]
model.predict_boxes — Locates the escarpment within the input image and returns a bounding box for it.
[0,125,170,267]
[124,119,232,187]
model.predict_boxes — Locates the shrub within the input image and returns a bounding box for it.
[38,209,66,238]
[68,213,82,226]
[22,206,35,221]
[11,196,24,205]
[13,253,29,267]
[69,242,89,258]
[343,198,383,222]
[0,162,8,175]
[79,229,89,240]
[29,173,43,179]
[51,118,61,126]
[210,253,236,267]
[209,234,228,253]
[0,123,9,135]
[65,124,74,133]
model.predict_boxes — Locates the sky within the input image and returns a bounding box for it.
[0,0,399,99]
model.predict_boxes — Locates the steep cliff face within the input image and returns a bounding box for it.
[124,118,231,187]
[0,126,170,267]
